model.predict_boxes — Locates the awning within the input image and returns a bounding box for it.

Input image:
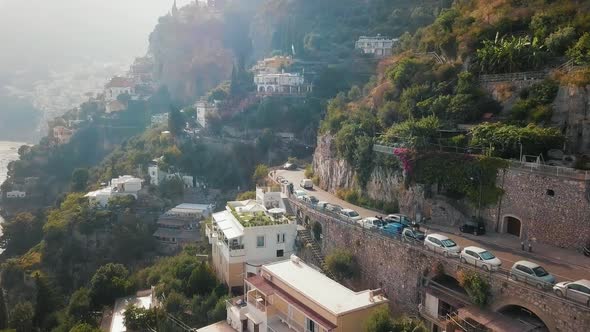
[245,313,262,325]
[222,227,243,240]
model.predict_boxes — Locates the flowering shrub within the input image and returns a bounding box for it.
[393,148,414,175]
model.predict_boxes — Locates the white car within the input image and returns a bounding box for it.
[359,217,382,229]
[294,190,307,198]
[553,279,590,305]
[300,179,313,189]
[339,208,362,222]
[424,234,461,257]
[460,246,502,272]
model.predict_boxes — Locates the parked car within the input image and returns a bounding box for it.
[401,228,425,242]
[294,189,307,197]
[359,217,383,229]
[283,162,297,170]
[300,179,313,189]
[553,279,590,305]
[424,234,461,257]
[459,220,486,235]
[460,246,502,271]
[325,204,342,213]
[339,208,362,222]
[510,261,555,289]
[386,214,414,227]
[380,222,405,236]
[316,201,329,210]
[307,195,319,205]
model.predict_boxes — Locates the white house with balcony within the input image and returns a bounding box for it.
[206,188,297,293]
[104,76,135,102]
[153,203,213,253]
[213,255,388,332]
[355,35,397,57]
[85,175,142,206]
[254,71,312,96]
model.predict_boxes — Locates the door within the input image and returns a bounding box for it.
[568,284,590,304]
[465,250,477,266]
[516,265,534,284]
[253,323,259,332]
[506,217,521,237]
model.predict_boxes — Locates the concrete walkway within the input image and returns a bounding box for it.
[275,169,590,282]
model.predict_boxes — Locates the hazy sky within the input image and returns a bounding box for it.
[0,0,195,72]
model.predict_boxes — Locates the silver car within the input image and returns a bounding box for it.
[553,279,590,305]
[510,261,555,289]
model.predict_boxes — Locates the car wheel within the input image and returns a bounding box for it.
[482,265,489,272]
[509,273,517,281]
[536,283,544,290]
[460,257,466,264]
[555,289,564,297]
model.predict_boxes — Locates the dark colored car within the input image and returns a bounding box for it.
[460,221,486,235]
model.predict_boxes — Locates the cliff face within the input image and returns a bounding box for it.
[552,85,590,154]
[313,134,472,225]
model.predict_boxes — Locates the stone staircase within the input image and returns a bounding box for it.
[297,229,337,280]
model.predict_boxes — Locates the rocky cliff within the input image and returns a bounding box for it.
[312,134,470,224]
[552,84,590,154]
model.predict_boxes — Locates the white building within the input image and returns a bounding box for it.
[194,100,218,128]
[104,76,135,102]
[254,71,312,96]
[153,203,213,253]
[151,113,169,127]
[6,191,26,199]
[355,35,397,57]
[252,56,294,75]
[106,100,126,114]
[220,255,389,332]
[205,188,297,293]
[85,175,143,206]
[52,126,75,145]
[148,160,195,188]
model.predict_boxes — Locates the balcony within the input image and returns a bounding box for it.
[226,296,249,321]
[268,311,306,332]
[229,243,246,257]
[247,290,268,313]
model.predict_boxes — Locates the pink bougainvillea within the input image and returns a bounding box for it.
[393,147,414,175]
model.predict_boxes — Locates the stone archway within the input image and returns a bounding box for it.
[258,86,265,93]
[491,298,555,332]
[501,215,522,237]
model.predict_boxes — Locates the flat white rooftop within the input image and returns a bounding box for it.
[263,256,387,316]
[212,210,244,239]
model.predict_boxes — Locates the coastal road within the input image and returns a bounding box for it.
[276,169,590,283]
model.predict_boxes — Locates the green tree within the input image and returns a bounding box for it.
[0,289,7,329]
[567,32,590,65]
[67,288,92,323]
[163,291,186,314]
[69,323,102,332]
[545,26,577,55]
[347,85,362,101]
[188,263,217,296]
[9,302,34,332]
[252,164,269,185]
[168,107,184,137]
[325,249,359,281]
[71,168,89,191]
[365,307,394,332]
[33,273,59,329]
[89,264,132,308]
[123,305,162,331]
[0,213,42,257]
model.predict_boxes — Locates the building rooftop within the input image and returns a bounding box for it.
[165,203,212,215]
[111,175,142,185]
[212,210,244,240]
[263,256,388,316]
[105,76,134,88]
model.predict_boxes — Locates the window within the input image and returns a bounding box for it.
[517,265,533,275]
[306,318,317,332]
[277,233,286,243]
[256,236,265,248]
[276,250,284,257]
[546,189,555,196]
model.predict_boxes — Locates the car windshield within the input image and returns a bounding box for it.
[479,251,495,260]
[532,266,549,277]
[441,239,456,247]
[348,211,359,217]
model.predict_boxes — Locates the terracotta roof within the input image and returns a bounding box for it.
[245,275,338,330]
[105,76,133,88]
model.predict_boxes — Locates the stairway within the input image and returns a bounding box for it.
[297,229,337,280]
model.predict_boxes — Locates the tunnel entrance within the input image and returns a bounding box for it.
[498,305,549,331]
[504,216,522,237]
